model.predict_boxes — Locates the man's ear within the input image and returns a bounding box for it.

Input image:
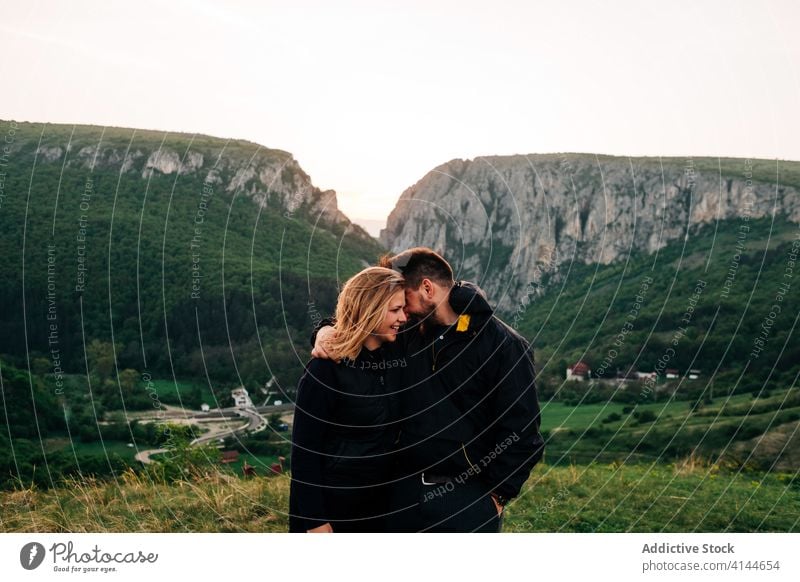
[421,278,435,298]
[419,279,431,297]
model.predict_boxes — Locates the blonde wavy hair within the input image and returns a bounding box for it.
[326,266,405,361]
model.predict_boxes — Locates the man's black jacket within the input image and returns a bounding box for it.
[395,281,543,500]
[310,281,544,501]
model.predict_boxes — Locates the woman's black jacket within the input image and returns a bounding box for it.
[288,346,400,532]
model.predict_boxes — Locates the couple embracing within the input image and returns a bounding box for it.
[289,247,544,533]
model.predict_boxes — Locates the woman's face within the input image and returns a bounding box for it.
[372,289,407,344]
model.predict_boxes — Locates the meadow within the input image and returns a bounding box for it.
[2,461,796,533]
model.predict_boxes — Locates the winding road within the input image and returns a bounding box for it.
[134,404,291,464]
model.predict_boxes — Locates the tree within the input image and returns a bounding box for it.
[118,368,139,398]
[86,340,117,382]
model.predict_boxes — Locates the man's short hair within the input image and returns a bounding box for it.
[379,247,454,290]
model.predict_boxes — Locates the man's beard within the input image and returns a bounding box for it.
[407,296,440,329]
[420,296,437,318]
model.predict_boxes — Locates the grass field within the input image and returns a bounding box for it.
[224,454,283,476]
[537,388,800,475]
[542,388,772,431]
[505,461,800,532]
[541,398,693,432]
[2,462,797,532]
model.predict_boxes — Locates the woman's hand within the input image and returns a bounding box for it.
[307,522,334,533]
[311,326,335,359]
[490,493,504,516]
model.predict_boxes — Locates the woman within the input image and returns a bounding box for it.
[289,266,407,532]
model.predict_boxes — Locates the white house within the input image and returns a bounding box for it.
[231,387,254,408]
[566,361,591,382]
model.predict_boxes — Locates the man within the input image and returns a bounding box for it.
[312,247,543,532]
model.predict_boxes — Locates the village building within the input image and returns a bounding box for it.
[231,387,254,408]
[566,361,591,381]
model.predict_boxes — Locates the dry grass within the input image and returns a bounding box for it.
[2,463,798,533]
[0,468,289,532]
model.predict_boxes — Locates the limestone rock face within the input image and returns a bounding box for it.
[381,155,800,312]
[17,126,370,242]
[142,150,182,177]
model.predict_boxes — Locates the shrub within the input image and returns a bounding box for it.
[634,410,657,423]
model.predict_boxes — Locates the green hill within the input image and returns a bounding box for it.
[520,215,799,392]
[0,120,383,395]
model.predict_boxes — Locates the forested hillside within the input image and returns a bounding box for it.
[0,121,382,397]
[519,215,799,392]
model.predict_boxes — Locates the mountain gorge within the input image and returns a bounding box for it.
[2,119,799,493]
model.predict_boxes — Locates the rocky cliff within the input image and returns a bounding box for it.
[16,121,369,241]
[381,154,800,312]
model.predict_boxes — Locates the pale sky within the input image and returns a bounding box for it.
[1,0,799,232]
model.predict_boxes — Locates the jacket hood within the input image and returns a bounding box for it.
[448,280,493,315]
